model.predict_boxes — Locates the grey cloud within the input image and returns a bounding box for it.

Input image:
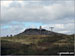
[0,0,74,36]
[1,1,74,24]
[1,0,74,24]
[9,1,22,8]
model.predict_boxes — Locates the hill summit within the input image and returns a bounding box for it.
[18,28,60,35]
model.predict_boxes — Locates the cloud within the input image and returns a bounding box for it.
[1,1,13,7]
[1,0,74,23]
[0,22,26,36]
[42,22,74,34]
[0,0,74,36]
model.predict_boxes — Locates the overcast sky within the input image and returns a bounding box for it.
[0,0,75,37]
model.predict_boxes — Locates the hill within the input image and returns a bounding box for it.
[1,28,74,55]
[17,28,65,36]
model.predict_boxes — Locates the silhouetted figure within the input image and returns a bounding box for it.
[7,35,9,37]
[10,35,12,37]
[40,26,42,35]
[40,26,42,30]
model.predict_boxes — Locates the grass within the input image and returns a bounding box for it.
[1,34,74,55]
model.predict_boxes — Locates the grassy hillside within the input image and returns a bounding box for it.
[1,34,74,55]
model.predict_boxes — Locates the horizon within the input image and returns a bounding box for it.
[0,0,74,37]
[0,27,74,37]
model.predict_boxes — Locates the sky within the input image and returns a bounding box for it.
[0,0,75,37]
